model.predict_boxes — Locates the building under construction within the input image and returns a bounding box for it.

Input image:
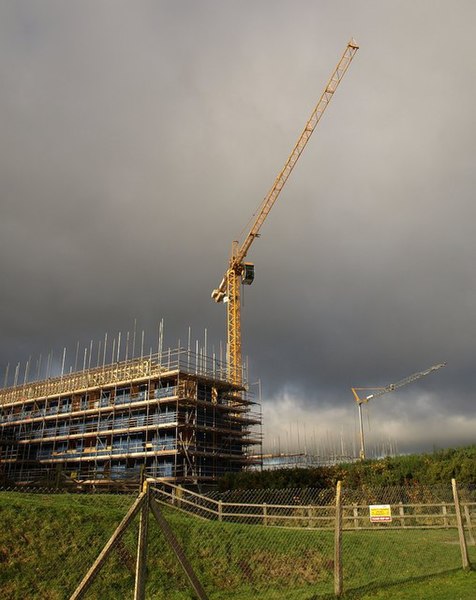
[0,41,360,489]
[0,347,261,486]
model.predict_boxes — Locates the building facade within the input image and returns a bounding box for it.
[0,348,261,486]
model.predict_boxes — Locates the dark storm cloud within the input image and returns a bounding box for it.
[1,1,475,454]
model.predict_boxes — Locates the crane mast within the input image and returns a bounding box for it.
[212,39,359,386]
[351,362,446,460]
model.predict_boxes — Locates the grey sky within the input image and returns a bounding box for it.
[1,1,475,456]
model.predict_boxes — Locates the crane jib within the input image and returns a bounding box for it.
[211,39,359,383]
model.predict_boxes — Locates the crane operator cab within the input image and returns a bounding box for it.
[242,263,255,285]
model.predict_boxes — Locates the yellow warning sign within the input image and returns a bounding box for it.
[369,504,392,523]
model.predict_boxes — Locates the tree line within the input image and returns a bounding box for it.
[218,445,476,490]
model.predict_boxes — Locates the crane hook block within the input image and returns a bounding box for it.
[242,263,255,285]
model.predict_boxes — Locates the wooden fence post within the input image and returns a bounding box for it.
[263,503,268,526]
[399,502,405,528]
[70,491,147,600]
[218,500,223,522]
[308,505,314,528]
[134,481,149,600]
[149,498,209,600]
[353,504,359,530]
[463,504,475,546]
[334,481,343,596]
[442,503,449,528]
[452,478,471,570]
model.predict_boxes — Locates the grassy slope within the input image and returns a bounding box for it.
[0,492,134,599]
[0,492,474,600]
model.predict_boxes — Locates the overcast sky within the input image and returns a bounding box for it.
[1,1,475,457]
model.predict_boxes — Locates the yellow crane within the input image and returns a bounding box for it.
[211,39,359,386]
[351,362,447,460]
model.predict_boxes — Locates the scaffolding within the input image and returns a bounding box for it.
[0,348,262,486]
[251,452,357,471]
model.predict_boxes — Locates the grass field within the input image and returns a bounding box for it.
[347,570,476,600]
[0,491,474,599]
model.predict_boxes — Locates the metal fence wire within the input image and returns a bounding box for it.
[0,486,139,600]
[338,483,475,594]
[0,480,474,599]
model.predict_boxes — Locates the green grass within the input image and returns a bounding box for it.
[344,570,476,599]
[0,491,135,599]
[0,492,474,599]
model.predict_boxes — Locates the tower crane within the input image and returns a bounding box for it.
[351,362,446,460]
[211,39,359,386]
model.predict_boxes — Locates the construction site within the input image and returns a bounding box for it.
[0,347,261,486]
[2,5,475,598]
[0,36,450,488]
[0,40,359,487]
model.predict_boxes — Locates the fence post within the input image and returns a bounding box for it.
[263,503,268,526]
[442,503,449,528]
[399,502,405,528]
[218,500,223,522]
[308,505,313,528]
[463,504,475,546]
[149,498,209,600]
[334,481,343,597]
[176,484,183,509]
[134,480,149,600]
[352,503,359,530]
[70,491,147,600]
[452,478,471,570]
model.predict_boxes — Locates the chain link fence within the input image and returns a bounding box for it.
[0,486,139,599]
[0,480,474,599]
[337,483,475,595]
